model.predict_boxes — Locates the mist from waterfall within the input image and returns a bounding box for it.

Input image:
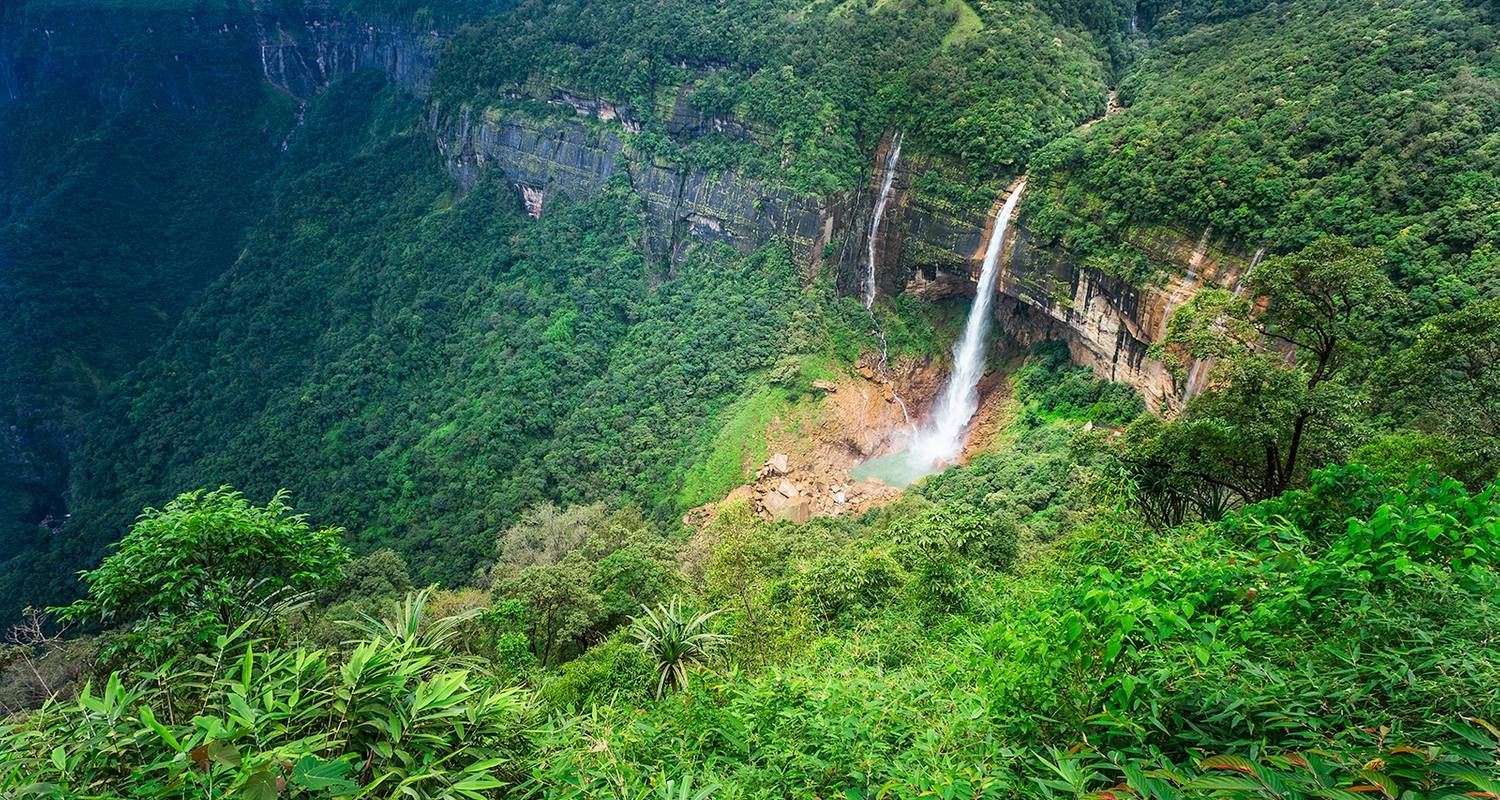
[863,134,903,309]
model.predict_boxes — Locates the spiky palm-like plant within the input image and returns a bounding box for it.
[631,598,729,698]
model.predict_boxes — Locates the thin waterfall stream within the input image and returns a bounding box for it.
[853,180,1026,487]
[861,134,916,434]
[864,134,903,310]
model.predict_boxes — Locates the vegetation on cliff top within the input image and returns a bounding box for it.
[1025,0,1498,298]
[433,0,1116,195]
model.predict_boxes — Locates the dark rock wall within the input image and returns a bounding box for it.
[0,1,442,109]
[252,1,444,98]
[435,106,831,269]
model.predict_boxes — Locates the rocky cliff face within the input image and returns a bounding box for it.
[826,137,993,301]
[435,101,831,268]
[821,137,1249,411]
[0,1,440,109]
[433,98,1247,409]
[2,0,1237,422]
[993,223,1249,411]
[251,1,443,99]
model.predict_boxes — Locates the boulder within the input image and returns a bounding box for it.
[811,379,838,393]
[777,478,799,498]
[785,496,813,523]
[768,452,789,474]
[761,491,787,516]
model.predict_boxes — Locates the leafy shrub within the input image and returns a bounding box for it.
[56,488,348,664]
[1036,729,1500,800]
[792,543,907,624]
[324,548,413,605]
[631,598,729,698]
[891,501,1019,612]
[541,634,656,711]
[0,591,534,798]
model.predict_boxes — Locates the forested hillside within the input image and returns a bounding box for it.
[1,0,1497,796]
[0,0,297,569]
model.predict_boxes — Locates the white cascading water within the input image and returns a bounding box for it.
[909,181,1026,466]
[861,134,916,434]
[863,134,903,310]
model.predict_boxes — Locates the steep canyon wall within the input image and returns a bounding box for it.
[431,96,1249,409]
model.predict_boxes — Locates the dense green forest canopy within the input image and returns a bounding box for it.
[0,0,296,550]
[1025,0,1499,300]
[434,0,1121,193]
[3,0,1499,793]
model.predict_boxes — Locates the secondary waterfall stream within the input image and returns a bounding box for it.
[853,180,1026,487]
[864,134,903,309]
[862,134,916,433]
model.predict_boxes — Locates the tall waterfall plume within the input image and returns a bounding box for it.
[852,180,1027,489]
[910,180,1026,466]
[863,134,903,309]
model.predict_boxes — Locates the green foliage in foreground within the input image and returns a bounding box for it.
[630,598,729,699]
[524,463,1498,798]
[2,593,533,798]
[57,488,349,663]
[3,421,1497,797]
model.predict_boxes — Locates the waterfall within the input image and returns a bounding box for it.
[909,181,1026,466]
[860,134,916,434]
[863,134,903,309]
[1182,356,1211,400]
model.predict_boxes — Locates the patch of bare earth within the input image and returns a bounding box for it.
[686,353,1013,529]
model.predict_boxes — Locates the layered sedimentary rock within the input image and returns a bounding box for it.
[435,104,830,268]
[829,137,993,301]
[994,223,1249,411]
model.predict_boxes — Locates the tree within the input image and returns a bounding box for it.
[1378,299,1500,479]
[493,556,603,666]
[1133,238,1395,513]
[495,502,606,570]
[56,487,347,658]
[324,548,413,605]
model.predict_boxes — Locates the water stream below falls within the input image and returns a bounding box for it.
[853,180,1026,488]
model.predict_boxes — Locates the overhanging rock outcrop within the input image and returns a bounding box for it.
[993,223,1251,411]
